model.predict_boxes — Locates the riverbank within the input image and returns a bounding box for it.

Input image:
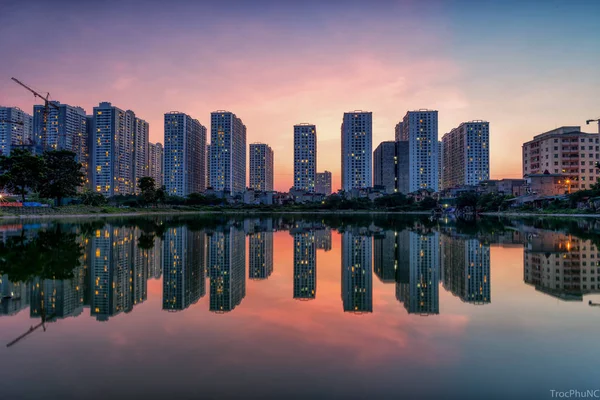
[481,212,600,218]
[0,208,433,220]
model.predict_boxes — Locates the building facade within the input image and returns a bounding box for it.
[294,124,317,192]
[164,112,207,197]
[373,141,397,194]
[249,143,274,192]
[341,111,372,191]
[398,110,439,192]
[148,142,164,187]
[441,121,490,190]
[315,171,332,195]
[522,126,600,192]
[132,117,149,194]
[210,111,246,194]
[0,106,33,155]
[91,102,133,196]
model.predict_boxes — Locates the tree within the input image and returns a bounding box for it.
[0,148,45,202]
[456,192,479,209]
[80,190,107,206]
[155,185,167,205]
[138,176,156,205]
[39,150,85,206]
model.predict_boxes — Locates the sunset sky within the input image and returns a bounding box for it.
[1,0,599,192]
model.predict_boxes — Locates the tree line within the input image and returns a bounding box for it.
[0,148,84,205]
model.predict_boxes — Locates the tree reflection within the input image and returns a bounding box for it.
[0,225,83,282]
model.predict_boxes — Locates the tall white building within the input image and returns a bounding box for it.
[91,102,134,196]
[210,111,246,194]
[293,124,317,192]
[398,110,439,192]
[148,142,164,187]
[0,106,33,155]
[341,111,372,191]
[132,117,149,193]
[164,112,207,197]
[249,143,274,191]
[441,121,490,189]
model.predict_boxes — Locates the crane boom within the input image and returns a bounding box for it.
[10,78,59,109]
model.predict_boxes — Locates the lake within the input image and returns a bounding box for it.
[1,214,599,400]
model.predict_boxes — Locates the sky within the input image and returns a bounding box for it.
[1,0,599,192]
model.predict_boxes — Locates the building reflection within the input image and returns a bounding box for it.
[315,229,332,251]
[292,225,316,300]
[374,231,397,283]
[30,264,85,320]
[441,235,491,305]
[0,275,29,316]
[208,227,246,313]
[395,231,439,315]
[163,226,205,311]
[342,229,373,313]
[524,231,600,301]
[90,226,138,321]
[248,219,274,280]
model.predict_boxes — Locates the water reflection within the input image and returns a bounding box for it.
[2,216,600,327]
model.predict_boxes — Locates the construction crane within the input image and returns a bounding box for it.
[586,118,600,134]
[11,77,60,152]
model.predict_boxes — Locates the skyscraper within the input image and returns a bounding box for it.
[148,142,164,187]
[292,227,316,300]
[315,171,332,195]
[33,102,88,166]
[341,111,372,191]
[163,227,205,311]
[396,141,410,194]
[294,124,317,192]
[132,116,149,193]
[0,106,33,155]
[164,112,207,196]
[394,122,404,142]
[249,143,274,191]
[210,111,246,194]
[373,141,397,194]
[208,227,246,312]
[441,121,490,190]
[91,103,134,196]
[398,110,439,192]
[342,229,373,313]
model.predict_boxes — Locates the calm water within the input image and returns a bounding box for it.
[1,215,600,400]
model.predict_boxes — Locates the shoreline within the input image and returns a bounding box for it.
[1,209,599,221]
[481,212,600,218]
[0,209,432,221]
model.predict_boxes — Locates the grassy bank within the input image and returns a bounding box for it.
[0,205,433,220]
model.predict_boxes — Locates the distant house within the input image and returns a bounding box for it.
[525,173,569,196]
